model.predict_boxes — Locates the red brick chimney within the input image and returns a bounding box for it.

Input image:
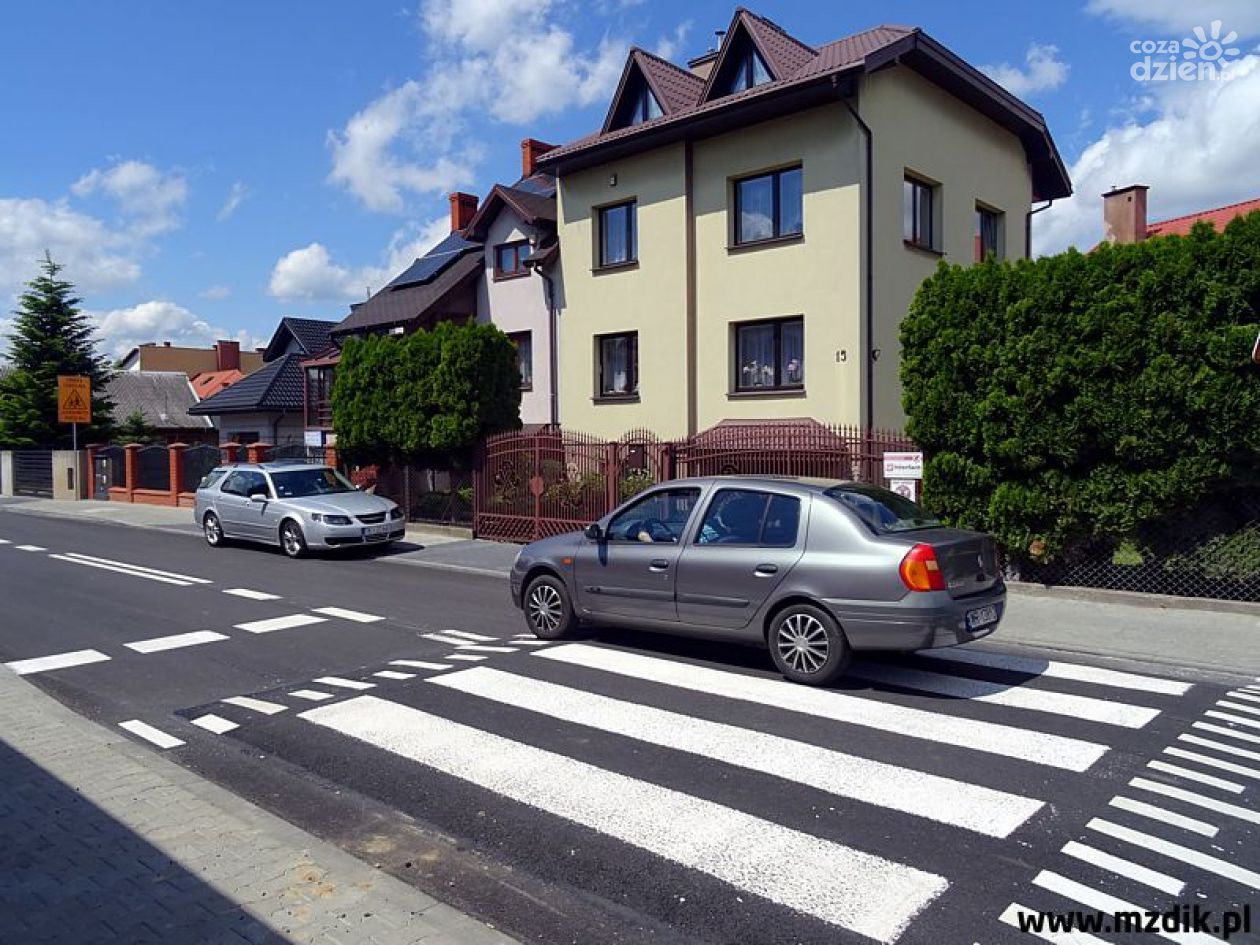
[1102,184,1149,244]
[520,138,557,178]
[449,192,478,233]
[215,339,241,372]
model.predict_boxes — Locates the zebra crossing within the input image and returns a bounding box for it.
[175,637,1260,944]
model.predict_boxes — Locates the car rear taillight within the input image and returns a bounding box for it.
[900,543,946,592]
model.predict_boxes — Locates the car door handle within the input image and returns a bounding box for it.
[754,563,778,576]
[649,559,670,572]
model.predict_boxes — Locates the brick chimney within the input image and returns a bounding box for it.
[1102,184,1149,244]
[449,192,478,233]
[520,138,557,178]
[215,339,241,372]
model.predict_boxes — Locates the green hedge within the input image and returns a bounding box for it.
[900,212,1260,562]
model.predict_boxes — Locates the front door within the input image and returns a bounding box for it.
[573,486,703,622]
[676,488,806,631]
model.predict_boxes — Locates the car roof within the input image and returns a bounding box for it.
[662,475,857,497]
[213,462,330,473]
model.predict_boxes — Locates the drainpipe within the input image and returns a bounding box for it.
[537,267,560,427]
[1026,199,1054,259]
[840,83,875,432]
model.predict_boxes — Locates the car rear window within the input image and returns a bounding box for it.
[824,484,941,533]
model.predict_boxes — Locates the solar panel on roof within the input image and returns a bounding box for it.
[387,233,481,289]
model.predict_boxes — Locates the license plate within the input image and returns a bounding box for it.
[363,524,389,539]
[966,605,998,630]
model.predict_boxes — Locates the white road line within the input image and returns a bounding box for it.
[999,902,1110,944]
[454,644,518,654]
[312,607,384,623]
[423,632,476,646]
[446,654,487,662]
[222,696,286,715]
[313,676,375,691]
[1060,840,1183,895]
[302,695,948,944]
[1147,760,1244,793]
[919,649,1192,696]
[374,670,415,680]
[118,720,184,749]
[848,663,1158,729]
[390,660,453,671]
[5,649,111,675]
[441,630,499,642]
[236,614,327,634]
[1031,871,1218,945]
[1194,721,1260,746]
[60,552,212,583]
[1087,818,1260,891]
[538,645,1108,771]
[1217,700,1260,718]
[1227,690,1260,705]
[223,588,281,601]
[124,630,228,654]
[510,639,552,646]
[1206,709,1260,730]
[1107,797,1218,838]
[0,538,10,544]
[1164,746,1260,781]
[432,667,1044,838]
[49,554,191,585]
[16,544,46,551]
[1130,777,1260,826]
[191,714,238,734]
[290,689,334,701]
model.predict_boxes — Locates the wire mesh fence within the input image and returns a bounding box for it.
[369,465,474,526]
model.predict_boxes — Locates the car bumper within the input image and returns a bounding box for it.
[821,583,1006,651]
[305,522,405,549]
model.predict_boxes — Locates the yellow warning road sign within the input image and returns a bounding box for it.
[58,375,91,424]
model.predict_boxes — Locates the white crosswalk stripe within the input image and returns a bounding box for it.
[222,696,287,715]
[441,630,499,642]
[1060,841,1184,895]
[1087,818,1260,891]
[1031,871,1219,945]
[920,648,1192,695]
[1146,759,1245,793]
[1107,796,1218,837]
[1130,777,1260,825]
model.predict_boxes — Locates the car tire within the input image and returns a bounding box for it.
[280,519,307,559]
[768,603,852,686]
[523,574,576,640]
[203,512,226,548]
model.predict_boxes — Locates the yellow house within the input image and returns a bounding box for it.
[538,10,1071,439]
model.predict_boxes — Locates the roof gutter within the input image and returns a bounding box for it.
[839,83,875,432]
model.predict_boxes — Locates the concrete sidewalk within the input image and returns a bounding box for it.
[0,667,518,945]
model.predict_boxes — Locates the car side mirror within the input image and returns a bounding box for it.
[584,522,603,540]
[249,493,268,503]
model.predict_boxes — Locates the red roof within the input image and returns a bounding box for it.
[190,369,244,400]
[1146,197,1260,238]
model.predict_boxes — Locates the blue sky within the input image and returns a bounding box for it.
[1,0,1257,358]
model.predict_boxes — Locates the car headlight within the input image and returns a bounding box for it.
[321,514,353,526]
[389,506,403,520]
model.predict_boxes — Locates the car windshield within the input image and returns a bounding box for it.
[824,484,942,533]
[270,468,357,499]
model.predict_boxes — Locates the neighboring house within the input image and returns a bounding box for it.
[105,371,216,444]
[465,138,563,426]
[117,339,263,377]
[537,8,1071,437]
[1102,185,1260,244]
[190,368,244,401]
[189,318,336,447]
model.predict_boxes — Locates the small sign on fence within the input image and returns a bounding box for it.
[890,479,918,502]
[883,451,923,479]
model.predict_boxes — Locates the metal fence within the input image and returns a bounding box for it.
[370,464,474,526]
[135,445,170,492]
[474,422,917,543]
[269,442,327,463]
[181,444,221,493]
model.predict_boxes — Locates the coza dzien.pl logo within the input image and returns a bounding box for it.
[1130,20,1241,81]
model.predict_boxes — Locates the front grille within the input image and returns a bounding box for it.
[357,512,386,524]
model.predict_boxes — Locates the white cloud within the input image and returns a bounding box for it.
[200,284,232,300]
[327,0,627,213]
[71,160,188,236]
[87,300,264,360]
[654,21,693,61]
[1085,0,1260,37]
[216,181,249,221]
[981,44,1070,97]
[1034,53,1260,254]
[268,216,450,302]
[0,197,141,297]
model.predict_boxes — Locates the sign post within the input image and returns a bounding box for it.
[58,375,92,450]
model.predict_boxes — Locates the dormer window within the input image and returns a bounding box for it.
[628,85,663,125]
[722,47,772,95]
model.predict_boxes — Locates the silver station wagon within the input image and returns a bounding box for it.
[511,476,1005,685]
[194,462,404,557]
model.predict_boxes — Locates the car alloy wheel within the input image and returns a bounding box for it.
[768,603,851,685]
[203,513,223,547]
[280,521,306,558]
[776,612,830,674]
[523,575,575,640]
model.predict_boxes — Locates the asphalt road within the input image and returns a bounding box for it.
[2,506,1258,945]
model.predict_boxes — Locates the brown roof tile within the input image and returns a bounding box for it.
[740,9,817,77]
[634,49,705,113]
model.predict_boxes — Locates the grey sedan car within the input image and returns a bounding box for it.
[511,476,1004,685]
[194,462,404,557]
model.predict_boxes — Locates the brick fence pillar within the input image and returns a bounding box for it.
[85,443,102,499]
[220,442,241,464]
[245,442,272,464]
[167,443,187,506]
[323,446,338,469]
[123,443,140,500]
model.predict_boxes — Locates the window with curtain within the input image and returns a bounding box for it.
[597,332,638,397]
[734,166,803,244]
[975,205,1002,261]
[598,201,637,267]
[735,317,804,391]
[903,175,935,249]
[494,241,530,278]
